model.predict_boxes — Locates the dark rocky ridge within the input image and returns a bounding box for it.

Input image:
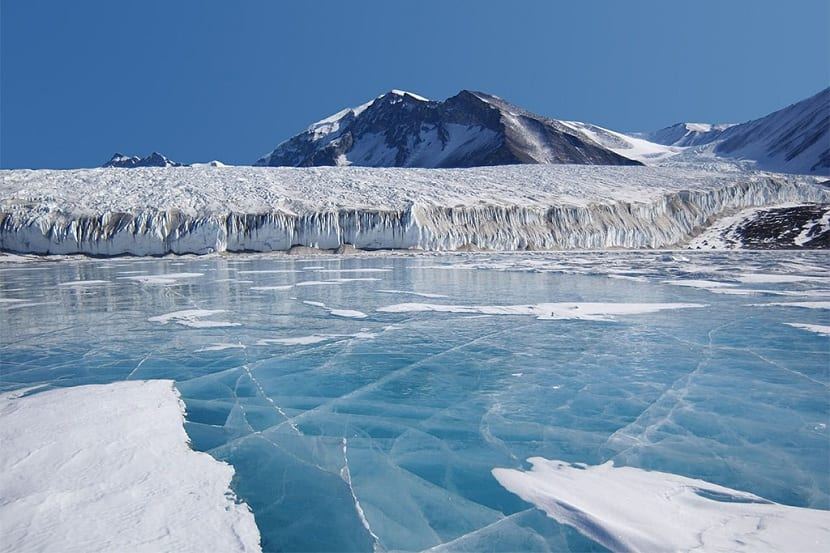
[731,204,830,249]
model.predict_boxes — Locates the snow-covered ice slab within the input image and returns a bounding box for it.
[0,381,261,553]
[493,458,830,553]
[1,165,827,255]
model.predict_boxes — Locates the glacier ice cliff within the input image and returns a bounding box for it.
[1,165,827,255]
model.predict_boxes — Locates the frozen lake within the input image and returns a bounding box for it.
[2,251,829,552]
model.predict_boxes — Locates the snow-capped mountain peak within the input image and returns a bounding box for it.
[256,90,641,168]
[640,122,736,148]
[389,89,429,102]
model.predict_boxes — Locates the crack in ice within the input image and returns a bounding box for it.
[340,437,383,552]
[272,324,527,434]
[604,320,735,454]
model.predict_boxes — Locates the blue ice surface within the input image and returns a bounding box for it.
[1,250,828,552]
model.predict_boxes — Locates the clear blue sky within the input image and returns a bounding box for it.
[2,0,828,169]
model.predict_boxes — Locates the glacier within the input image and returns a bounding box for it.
[1,165,828,256]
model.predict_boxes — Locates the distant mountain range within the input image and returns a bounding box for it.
[104,87,829,175]
[103,152,225,168]
[103,152,184,168]
[644,87,829,175]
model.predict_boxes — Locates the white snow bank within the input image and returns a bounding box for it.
[492,458,830,553]
[0,381,261,553]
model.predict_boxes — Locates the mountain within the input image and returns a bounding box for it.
[256,90,642,168]
[103,152,184,168]
[646,88,829,175]
[643,123,735,148]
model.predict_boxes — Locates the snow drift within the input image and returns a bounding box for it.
[0,165,827,256]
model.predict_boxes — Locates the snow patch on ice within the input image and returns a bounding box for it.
[378,289,449,299]
[377,302,704,321]
[256,331,376,346]
[123,272,204,285]
[148,309,241,328]
[493,457,830,553]
[330,309,370,319]
[303,300,368,319]
[250,285,294,291]
[662,279,738,290]
[786,323,830,337]
[737,273,829,284]
[195,343,247,352]
[0,381,261,553]
[57,279,110,287]
[754,301,830,310]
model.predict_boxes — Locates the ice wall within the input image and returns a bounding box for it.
[1,167,827,255]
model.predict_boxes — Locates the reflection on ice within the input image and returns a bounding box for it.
[1,251,828,552]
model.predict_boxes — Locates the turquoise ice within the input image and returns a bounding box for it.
[1,251,828,552]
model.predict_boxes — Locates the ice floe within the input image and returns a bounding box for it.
[493,457,830,553]
[0,381,260,552]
